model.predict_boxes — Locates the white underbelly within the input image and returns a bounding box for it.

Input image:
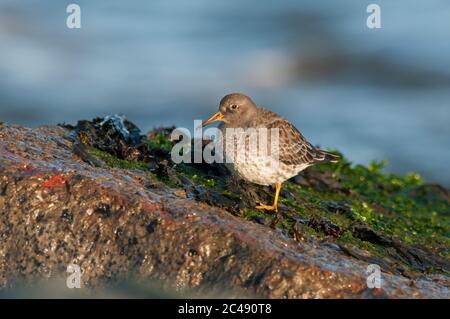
[228,159,309,186]
[215,128,309,185]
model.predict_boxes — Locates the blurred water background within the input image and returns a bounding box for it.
[0,0,449,185]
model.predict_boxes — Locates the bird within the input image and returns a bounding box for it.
[201,93,339,212]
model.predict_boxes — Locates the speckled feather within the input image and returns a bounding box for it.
[218,107,338,186]
[252,108,323,167]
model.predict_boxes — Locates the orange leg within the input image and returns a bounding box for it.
[256,182,281,213]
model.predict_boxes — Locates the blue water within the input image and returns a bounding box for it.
[1,0,449,185]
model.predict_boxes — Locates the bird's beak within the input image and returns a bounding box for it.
[201,112,224,127]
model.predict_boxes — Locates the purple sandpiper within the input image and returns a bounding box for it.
[202,93,339,212]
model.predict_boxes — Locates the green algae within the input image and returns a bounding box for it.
[87,147,150,171]
[143,133,174,153]
[296,153,448,247]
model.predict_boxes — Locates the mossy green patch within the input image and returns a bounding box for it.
[87,147,150,171]
[143,133,174,153]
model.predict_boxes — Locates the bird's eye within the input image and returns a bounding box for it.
[230,104,238,110]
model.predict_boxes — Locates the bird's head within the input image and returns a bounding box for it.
[202,93,258,128]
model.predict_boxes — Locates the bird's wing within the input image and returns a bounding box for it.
[265,118,318,166]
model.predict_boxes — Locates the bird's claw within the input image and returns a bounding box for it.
[256,204,278,213]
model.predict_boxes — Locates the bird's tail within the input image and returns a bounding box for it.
[313,149,340,164]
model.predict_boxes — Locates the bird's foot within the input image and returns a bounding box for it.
[255,204,278,213]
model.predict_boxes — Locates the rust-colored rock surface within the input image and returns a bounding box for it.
[0,122,448,298]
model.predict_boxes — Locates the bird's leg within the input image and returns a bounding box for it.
[256,182,282,213]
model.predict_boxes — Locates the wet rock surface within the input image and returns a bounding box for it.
[0,119,449,298]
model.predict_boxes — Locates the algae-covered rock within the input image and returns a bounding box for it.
[0,117,448,298]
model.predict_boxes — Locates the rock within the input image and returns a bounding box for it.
[0,122,449,298]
